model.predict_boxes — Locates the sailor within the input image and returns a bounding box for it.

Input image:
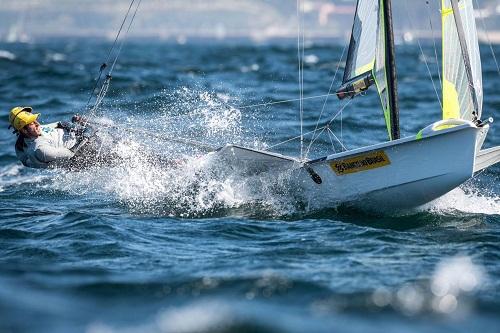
[8,106,93,169]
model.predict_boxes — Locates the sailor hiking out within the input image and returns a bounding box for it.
[8,106,99,169]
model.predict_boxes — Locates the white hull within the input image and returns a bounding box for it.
[299,122,480,210]
[215,121,496,212]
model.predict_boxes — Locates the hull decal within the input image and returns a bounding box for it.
[330,150,391,175]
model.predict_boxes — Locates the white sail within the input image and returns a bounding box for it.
[343,0,379,81]
[337,0,378,99]
[442,0,482,121]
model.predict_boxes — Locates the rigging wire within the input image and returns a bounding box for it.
[403,0,443,109]
[84,0,137,111]
[82,0,355,156]
[340,103,343,151]
[340,96,344,151]
[79,0,365,157]
[86,0,142,119]
[303,97,353,153]
[109,0,142,75]
[306,126,328,153]
[297,0,305,160]
[473,0,500,75]
[264,125,328,151]
[301,0,305,160]
[236,92,347,109]
[304,42,348,158]
[425,0,442,88]
[249,92,353,153]
[87,120,217,152]
[328,126,348,151]
[326,127,337,154]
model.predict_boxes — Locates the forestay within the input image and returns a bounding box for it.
[442,0,483,121]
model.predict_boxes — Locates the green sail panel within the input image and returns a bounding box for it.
[337,0,378,99]
[442,0,482,121]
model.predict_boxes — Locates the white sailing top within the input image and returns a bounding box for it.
[19,123,77,168]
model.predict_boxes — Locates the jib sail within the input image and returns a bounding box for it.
[338,0,399,141]
[442,0,482,122]
[336,0,378,100]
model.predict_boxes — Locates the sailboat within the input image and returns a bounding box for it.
[5,5,30,43]
[213,0,500,211]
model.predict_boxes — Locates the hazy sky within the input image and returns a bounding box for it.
[0,0,498,41]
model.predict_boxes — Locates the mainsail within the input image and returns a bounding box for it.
[442,0,482,121]
[338,0,399,141]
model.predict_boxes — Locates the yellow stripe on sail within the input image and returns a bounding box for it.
[354,59,375,77]
[443,78,460,119]
[441,0,466,17]
[441,7,453,17]
[441,0,460,121]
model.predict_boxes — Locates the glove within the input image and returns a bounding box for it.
[74,126,96,142]
[57,121,76,131]
[59,121,88,136]
[69,128,95,154]
[72,114,87,124]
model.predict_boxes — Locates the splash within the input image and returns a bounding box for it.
[139,87,247,147]
[50,89,298,217]
[52,145,298,218]
[0,164,47,193]
[419,185,500,215]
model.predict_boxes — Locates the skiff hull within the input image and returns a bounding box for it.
[215,121,495,212]
[301,122,483,211]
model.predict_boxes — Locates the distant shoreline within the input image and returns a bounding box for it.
[3,33,500,46]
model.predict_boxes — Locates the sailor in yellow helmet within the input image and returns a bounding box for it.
[9,106,90,169]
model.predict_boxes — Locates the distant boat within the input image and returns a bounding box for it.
[214,0,500,211]
[5,26,30,43]
[5,7,31,43]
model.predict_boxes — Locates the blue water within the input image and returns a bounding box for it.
[0,39,499,333]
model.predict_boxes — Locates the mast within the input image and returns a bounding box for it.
[382,0,400,140]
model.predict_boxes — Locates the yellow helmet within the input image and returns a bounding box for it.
[9,106,40,131]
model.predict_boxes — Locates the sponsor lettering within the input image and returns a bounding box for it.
[330,151,390,175]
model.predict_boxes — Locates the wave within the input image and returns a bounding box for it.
[0,163,49,193]
[419,184,500,216]
[78,256,493,333]
[0,50,16,61]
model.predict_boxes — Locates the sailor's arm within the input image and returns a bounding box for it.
[34,143,75,163]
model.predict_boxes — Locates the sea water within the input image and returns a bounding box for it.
[0,39,499,333]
